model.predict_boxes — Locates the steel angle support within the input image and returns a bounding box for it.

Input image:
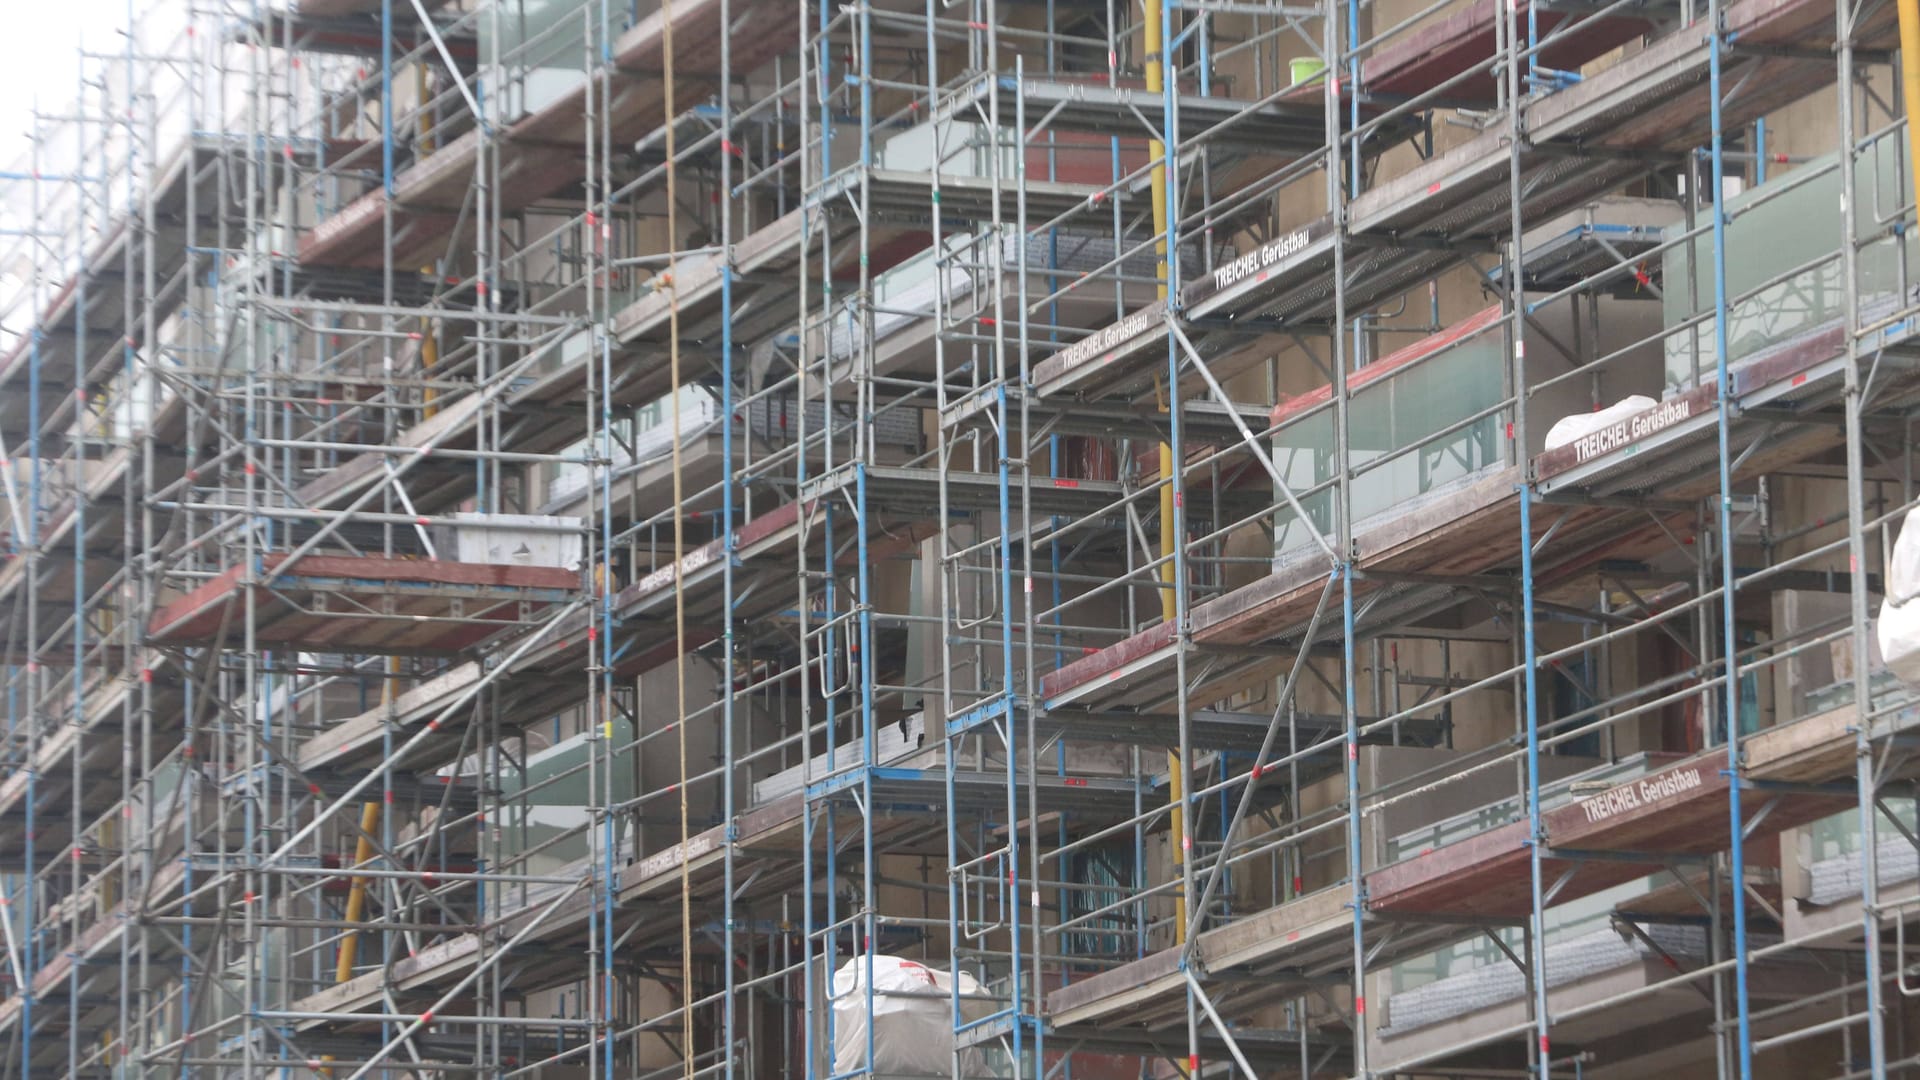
[1531,504,1571,558]
[1875,797,1920,850]
[1744,881,1786,925]
[1365,922,1405,968]
[1611,916,1720,1004]
[1603,572,1700,657]
[1743,791,1781,841]
[1638,513,1703,568]
[1022,99,1072,143]
[1860,344,1916,409]
[1667,867,1716,917]
[1043,1038,1085,1080]
[727,571,763,613]
[948,696,1020,738]
[1544,863,1582,905]
[1483,926,1530,975]
[1122,101,1167,144]
[1181,654,1222,695]
[1725,421,1785,476]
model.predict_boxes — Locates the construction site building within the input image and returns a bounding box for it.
[1,0,1919,1074]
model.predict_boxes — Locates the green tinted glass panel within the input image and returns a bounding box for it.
[1663,130,1919,385]
[1273,330,1506,555]
[497,716,638,879]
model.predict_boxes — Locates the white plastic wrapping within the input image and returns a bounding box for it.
[1878,506,1920,685]
[830,955,992,1075]
[1543,395,1660,452]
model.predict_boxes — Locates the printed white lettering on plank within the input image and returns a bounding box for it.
[1579,766,1705,824]
[1572,397,1694,464]
[1054,306,1163,373]
[1209,228,1311,293]
[637,543,718,595]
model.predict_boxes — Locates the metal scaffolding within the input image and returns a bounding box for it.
[1,0,1918,1076]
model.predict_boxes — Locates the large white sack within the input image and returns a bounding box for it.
[1879,506,1920,686]
[831,955,993,1075]
[1543,395,1660,452]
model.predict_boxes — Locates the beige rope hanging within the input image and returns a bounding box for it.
[658,0,695,1075]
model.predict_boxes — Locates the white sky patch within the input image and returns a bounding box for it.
[0,1,190,354]
[0,1,137,170]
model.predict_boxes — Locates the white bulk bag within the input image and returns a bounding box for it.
[1879,507,1920,685]
[830,955,992,1075]
[1543,395,1660,452]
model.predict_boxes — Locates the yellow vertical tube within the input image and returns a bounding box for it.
[336,656,402,985]
[417,63,440,419]
[1901,0,1920,223]
[334,799,384,984]
[1142,0,1187,946]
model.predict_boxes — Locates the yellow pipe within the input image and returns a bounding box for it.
[1901,0,1920,225]
[417,63,441,420]
[335,655,403,986]
[1141,0,1188,947]
[421,324,441,419]
[334,800,383,984]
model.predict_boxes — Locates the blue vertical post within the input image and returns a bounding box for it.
[596,3,619,1074]
[1341,561,1365,1038]
[378,3,397,1066]
[1527,0,1539,89]
[21,137,42,1080]
[857,0,879,1070]
[1706,2,1753,1073]
[718,0,738,1059]
[1519,489,1550,1076]
[1347,0,1361,196]
[995,365,1022,1072]
[70,60,89,1073]
[1325,0,1366,1070]
[381,0,394,200]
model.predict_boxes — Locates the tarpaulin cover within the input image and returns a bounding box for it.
[830,955,993,1075]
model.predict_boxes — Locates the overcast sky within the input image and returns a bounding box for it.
[0,1,141,354]
[0,1,138,169]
